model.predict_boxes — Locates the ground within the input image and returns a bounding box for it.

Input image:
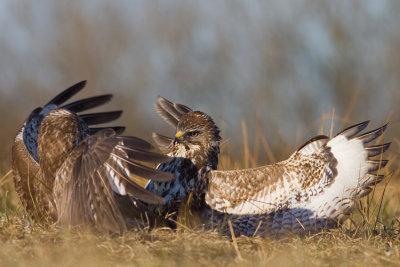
[0,120,399,267]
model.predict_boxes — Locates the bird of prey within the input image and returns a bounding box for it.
[146,98,221,219]
[12,81,173,233]
[149,96,390,237]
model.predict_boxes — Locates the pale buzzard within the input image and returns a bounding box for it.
[150,96,390,237]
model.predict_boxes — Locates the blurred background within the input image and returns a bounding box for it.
[0,0,399,170]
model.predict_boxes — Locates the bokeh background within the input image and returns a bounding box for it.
[0,0,399,170]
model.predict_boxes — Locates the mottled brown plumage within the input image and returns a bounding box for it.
[12,82,173,232]
[147,96,221,220]
[13,127,53,221]
[150,96,390,237]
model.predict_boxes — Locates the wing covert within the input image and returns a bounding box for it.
[206,147,333,215]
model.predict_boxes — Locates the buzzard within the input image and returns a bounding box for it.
[12,81,173,233]
[149,96,390,237]
[146,98,221,219]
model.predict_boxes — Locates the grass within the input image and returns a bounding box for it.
[0,114,399,267]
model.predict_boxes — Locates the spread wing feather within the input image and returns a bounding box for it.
[54,128,173,232]
[356,124,388,143]
[152,132,173,153]
[152,96,192,150]
[335,120,369,138]
[116,145,171,164]
[62,94,113,112]
[89,126,125,135]
[14,81,175,230]
[365,143,391,157]
[46,81,87,106]
[154,95,192,129]
[206,122,390,217]
[80,111,123,125]
[13,81,125,221]
[116,136,155,150]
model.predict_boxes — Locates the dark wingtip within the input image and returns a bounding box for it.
[81,111,123,125]
[366,142,391,158]
[113,126,126,135]
[46,80,87,106]
[367,159,389,172]
[357,124,388,144]
[117,136,155,151]
[336,120,370,138]
[62,94,113,113]
[79,80,87,86]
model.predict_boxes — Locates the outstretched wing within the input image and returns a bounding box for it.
[21,81,126,162]
[206,147,330,215]
[152,96,192,152]
[54,128,173,233]
[13,81,125,220]
[206,121,390,215]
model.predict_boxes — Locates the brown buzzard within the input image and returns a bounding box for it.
[12,81,173,233]
[149,96,390,237]
[146,97,220,220]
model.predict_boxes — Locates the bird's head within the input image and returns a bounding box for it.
[172,111,221,157]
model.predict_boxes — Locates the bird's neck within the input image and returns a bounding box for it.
[162,144,219,211]
[169,144,219,172]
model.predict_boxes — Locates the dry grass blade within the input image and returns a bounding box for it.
[342,90,359,124]
[241,120,251,168]
[228,219,243,261]
[373,171,394,231]
[0,169,12,188]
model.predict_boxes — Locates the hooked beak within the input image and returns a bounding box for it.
[173,137,180,146]
[174,131,182,146]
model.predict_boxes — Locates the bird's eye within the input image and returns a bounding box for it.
[187,131,200,137]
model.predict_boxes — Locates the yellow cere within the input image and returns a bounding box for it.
[175,131,182,138]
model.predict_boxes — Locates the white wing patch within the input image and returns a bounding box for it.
[105,163,127,195]
[205,122,389,238]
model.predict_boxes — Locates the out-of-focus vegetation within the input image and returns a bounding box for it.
[0,1,400,170]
